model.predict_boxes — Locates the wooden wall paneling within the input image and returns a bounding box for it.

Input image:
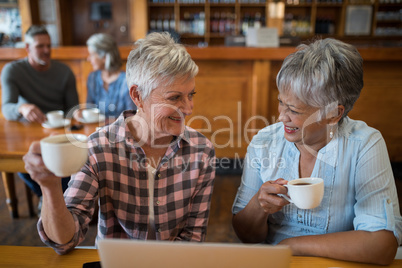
[348,61,402,162]
[71,0,132,45]
[58,60,86,105]
[250,60,271,131]
[267,61,282,125]
[188,60,254,158]
[58,0,74,45]
[70,0,88,45]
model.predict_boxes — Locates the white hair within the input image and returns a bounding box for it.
[276,38,363,124]
[86,33,122,72]
[126,32,198,100]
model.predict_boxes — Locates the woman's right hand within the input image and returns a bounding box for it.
[23,141,61,188]
[256,178,290,214]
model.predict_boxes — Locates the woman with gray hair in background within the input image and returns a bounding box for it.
[22,32,216,255]
[85,33,136,120]
[232,38,402,265]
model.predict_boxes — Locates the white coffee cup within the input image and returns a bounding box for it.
[46,110,64,126]
[82,108,100,123]
[40,134,88,177]
[281,177,324,209]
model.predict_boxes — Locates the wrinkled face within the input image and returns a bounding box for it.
[87,49,105,71]
[27,34,51,67]
[278,91,330,151]
[140,77,196,140]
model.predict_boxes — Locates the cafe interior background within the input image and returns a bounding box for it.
[0,0,401,247]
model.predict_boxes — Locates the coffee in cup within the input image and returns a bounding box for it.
[46,110,64,126]
[281,177,324,209]
[40,134,88,177]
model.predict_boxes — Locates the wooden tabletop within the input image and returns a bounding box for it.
[0,116,101,173]
[0,116,102,218]
[0,245,401,268]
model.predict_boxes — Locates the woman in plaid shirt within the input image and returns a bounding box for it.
[23,32,216,255]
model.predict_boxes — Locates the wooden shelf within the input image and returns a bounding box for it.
[149,0,400,45]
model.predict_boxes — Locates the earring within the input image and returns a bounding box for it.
[329,126,334,139]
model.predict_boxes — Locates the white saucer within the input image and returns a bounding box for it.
[42,119,71,129]
[77,114,105,124]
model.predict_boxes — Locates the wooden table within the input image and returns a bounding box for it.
[0,116,100,218]
[0,245,401,267]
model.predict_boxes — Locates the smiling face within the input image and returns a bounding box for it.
[26,34,51,70]
[134,76,196,141]
[278,91,331,152]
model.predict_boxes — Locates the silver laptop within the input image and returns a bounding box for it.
[97,239,291,268]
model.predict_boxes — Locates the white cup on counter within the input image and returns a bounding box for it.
[46,110,64,126]
[82,108,100,123]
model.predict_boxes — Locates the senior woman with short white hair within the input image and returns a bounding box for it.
[232,38,402,265]
[23,32,216,255]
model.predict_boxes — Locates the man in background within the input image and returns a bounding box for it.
[1,25,78,211]
[1,24,78,122]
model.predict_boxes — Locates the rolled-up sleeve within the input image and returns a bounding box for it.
[353,132,402,245]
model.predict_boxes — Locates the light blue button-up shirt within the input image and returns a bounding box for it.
[86,70,136,119]
[232,117,402,245]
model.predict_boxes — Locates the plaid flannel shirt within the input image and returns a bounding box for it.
[38,110,216,255]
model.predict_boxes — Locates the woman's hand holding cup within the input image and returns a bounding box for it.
[23,134,88,187]
[23,141,60,188]
[257,178,289,214]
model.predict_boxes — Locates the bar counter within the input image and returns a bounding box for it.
[1,46,401,160]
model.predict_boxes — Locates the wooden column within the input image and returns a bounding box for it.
[18,0,40,41]
[129,0,148,41]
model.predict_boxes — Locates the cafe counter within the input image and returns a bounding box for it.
[0,46,401,160]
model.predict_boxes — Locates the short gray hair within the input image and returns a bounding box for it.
[126,32,198,100]
[25,25,49,44]
[86,33,122,72]
[276,38,363,124]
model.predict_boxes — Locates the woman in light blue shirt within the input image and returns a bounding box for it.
[86,33,136,121]
[232,38,402,265]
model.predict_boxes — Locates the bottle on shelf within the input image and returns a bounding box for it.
[198,12,205,35]
[157,14,163,31]
[254,12,262,29]
[211,12,220,33]
[150,14,157,31]
[219,12,226,34]
[163,14,170,31]
[241,13,250,35]
[170,14,175,31]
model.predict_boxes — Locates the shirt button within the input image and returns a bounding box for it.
[158,228,162,233]
[387,199,391,204]
[157,174,161,178]
[156,200,160,205]
[298,214,302,218]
